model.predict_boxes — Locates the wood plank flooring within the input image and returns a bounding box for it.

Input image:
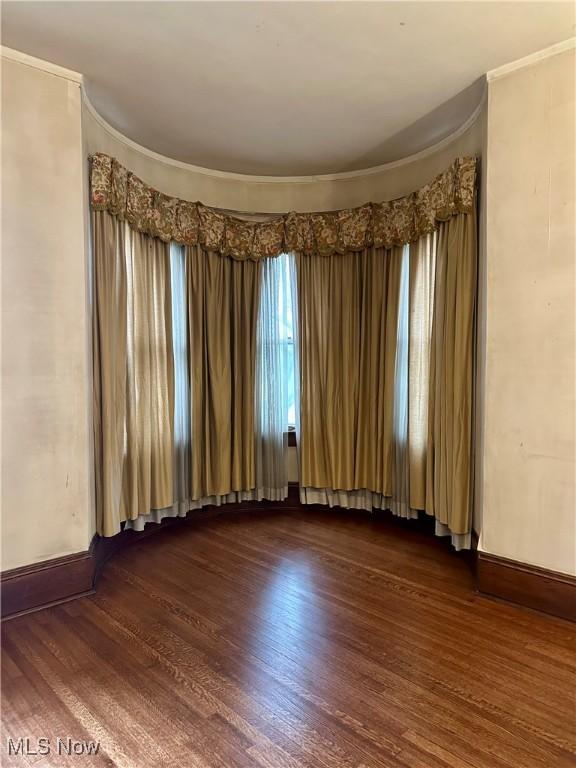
[2,508,575,768]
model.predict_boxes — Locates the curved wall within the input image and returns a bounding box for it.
[82,95,484,214]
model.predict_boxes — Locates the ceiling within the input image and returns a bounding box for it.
[2,2,574,176]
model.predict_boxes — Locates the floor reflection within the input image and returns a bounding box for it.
[239,554,328,709]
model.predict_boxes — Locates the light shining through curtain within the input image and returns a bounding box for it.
[279,253,297,428]
[391,244,411,518]
[170,243,191,511]
[254,252,297,499]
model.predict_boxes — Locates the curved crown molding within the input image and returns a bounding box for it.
[82,85,486,185]
[3,42,485,182]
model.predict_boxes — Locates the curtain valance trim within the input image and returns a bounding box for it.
[90,153,477,259]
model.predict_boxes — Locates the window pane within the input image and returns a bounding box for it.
[256,252,297,431]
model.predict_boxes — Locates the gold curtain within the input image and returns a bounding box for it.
[93,210,174,536]
[121,227,174,522]
[187,246,261,499]
[297,207,477,542]
[297,246,404,494]
[93,210,126,536]
[425,209,477,536]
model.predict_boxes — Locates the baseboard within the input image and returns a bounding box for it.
[477,552,576,622]
[287,481,300,505]
[1,487,304,620]
[471,529,479,551]
[1,550,95,620]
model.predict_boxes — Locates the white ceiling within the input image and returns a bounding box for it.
[2,2,574,176]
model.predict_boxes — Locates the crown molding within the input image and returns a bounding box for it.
[487,37,575,82]
[82,83,486,185]
[1,46,83,84]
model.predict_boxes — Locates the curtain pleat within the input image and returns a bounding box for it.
[92,211,127,537]
[254,254,296,500]
[297,209,477,547]
[187,245,261,499]
[297,246,403,494]
[121,228,174,523]
[407,233,436,511]
[92,211,174,535]
[426,209,477,540]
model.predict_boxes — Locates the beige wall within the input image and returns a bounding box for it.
[479,48,575,574]
[83,100,483,213]
[473,99,488,536]
[1,57,94,569]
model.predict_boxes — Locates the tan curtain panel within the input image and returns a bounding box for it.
[425,209,477,536]
[93,210,174,536]
[297,206,477,544]
[297,246,403,494]
[122,243,285,534]
[92,210,126,536]
[122,228,174,521]
[187,246,261,499]
[93,222,277,536]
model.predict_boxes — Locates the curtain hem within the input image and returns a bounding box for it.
[299,486,418,519]
[123,487,288,533]
[299,486,470,550]
[434,520,471,551]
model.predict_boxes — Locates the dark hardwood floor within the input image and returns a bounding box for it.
[2,508,575,768]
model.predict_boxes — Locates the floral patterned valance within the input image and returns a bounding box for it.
[90,153,477,259]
